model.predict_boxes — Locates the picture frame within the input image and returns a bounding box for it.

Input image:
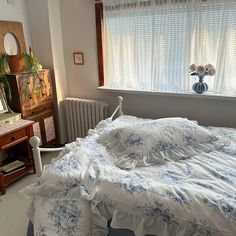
[0,87,8,113]
[73,52,84,65]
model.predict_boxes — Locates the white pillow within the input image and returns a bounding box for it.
[89,115,152,136]
[98,117,220,169]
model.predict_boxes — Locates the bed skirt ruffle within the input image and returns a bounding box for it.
[26,221,155,236]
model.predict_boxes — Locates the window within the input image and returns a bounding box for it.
[96,0,236,96]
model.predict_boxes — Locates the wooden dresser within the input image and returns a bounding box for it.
[6,69,57,147]
[0,119,35,194]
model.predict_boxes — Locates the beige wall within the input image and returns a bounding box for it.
[59,0,236,128]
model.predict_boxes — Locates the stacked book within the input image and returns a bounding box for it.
[2,160,24,173]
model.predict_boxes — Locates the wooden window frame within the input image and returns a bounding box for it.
[95,0,208,87]
[95,2,104,86]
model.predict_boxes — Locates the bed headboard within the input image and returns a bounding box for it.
[110,96,124,120]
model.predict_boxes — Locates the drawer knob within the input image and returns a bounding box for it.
[11,136,17,141]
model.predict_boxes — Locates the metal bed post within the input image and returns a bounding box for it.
[29,96,124,176]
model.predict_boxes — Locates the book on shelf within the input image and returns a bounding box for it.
[1,160,24,173]
[3,166,26,176]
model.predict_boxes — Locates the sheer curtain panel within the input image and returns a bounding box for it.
[102,0,236,95]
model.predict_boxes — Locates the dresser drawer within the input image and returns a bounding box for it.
[30,102,53,116]
[0,129,27,150]
[22,101,53,118]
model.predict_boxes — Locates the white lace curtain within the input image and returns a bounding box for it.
[102,0,236,95]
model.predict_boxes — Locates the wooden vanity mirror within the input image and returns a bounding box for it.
[0,21,26,54]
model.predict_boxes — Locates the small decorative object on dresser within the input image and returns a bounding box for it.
[189,63,216,94]
[0,119,35,195]
[6,69,57,147]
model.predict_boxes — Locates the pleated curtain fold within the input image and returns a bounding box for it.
[102,0,236,95]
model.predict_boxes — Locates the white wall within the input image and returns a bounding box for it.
[0,0,32,50]
[59,0,236,128]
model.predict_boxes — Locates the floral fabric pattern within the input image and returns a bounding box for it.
[98,117,220,169]
[48,200,80,236]
[21,116,236,236]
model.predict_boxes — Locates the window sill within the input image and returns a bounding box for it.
[97,86,236,101]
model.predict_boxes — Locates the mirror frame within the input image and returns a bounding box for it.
[0,21,26,54]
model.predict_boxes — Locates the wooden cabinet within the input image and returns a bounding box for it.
[0,119,35,195]
[31,110,56,146]
[6,69,57,147]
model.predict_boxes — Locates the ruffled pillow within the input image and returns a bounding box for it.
[98,117,221,169]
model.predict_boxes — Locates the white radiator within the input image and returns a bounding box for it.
[64,98,108,142]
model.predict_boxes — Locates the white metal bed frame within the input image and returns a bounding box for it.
[29,96,124,177]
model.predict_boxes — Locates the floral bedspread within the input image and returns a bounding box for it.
[21,116,236,236]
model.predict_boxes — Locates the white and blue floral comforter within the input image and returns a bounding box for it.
[22,116,236,236]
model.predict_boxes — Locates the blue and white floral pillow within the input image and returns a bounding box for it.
[98,117,221,169]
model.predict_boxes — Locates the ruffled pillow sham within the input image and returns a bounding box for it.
[98,117,221,169]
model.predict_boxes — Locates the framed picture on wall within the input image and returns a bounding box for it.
[73,52,84,65]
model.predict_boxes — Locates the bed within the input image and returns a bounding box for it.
[22,96,236,236]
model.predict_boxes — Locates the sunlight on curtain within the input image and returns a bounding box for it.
[103,0,236,95]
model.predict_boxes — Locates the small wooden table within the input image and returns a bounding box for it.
[0,119,35,195]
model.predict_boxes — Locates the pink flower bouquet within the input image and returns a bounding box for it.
[189,64,216,77]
